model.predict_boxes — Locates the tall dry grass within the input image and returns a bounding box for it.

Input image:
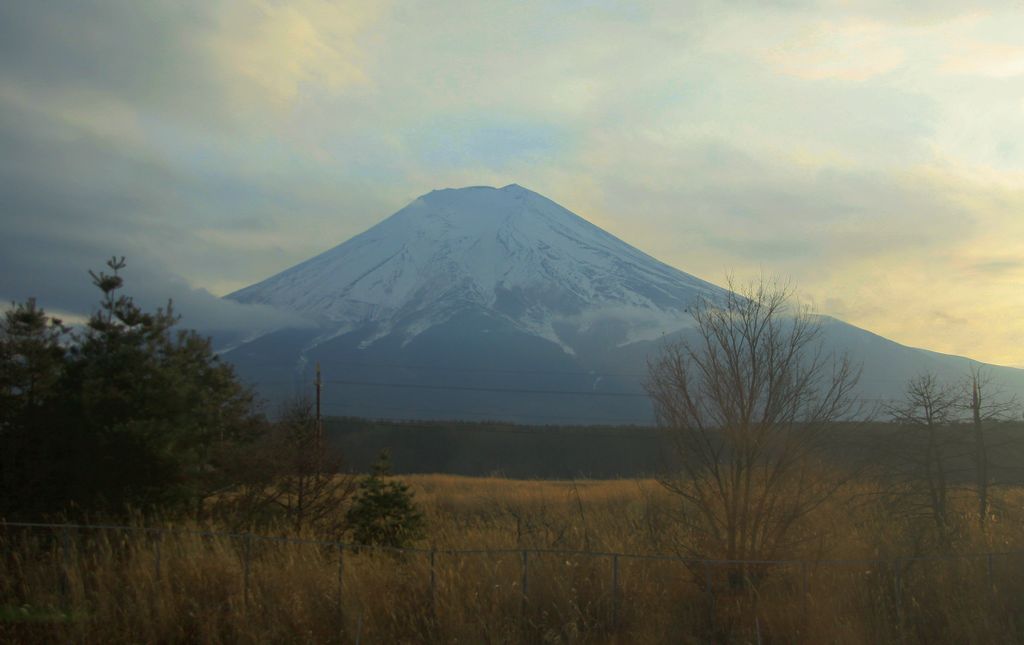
[2,475,1024,643]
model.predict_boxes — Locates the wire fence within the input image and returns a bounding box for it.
[2,521,1023,641]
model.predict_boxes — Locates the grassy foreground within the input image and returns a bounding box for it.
[3,475,1024,644]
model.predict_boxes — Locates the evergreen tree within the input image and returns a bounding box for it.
[68,257,260,512]
[0,257,262,518]
[345,450,425,548]
[0,299,70,517]
[0,297,67,415]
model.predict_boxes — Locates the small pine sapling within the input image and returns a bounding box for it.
[345,449,425,549]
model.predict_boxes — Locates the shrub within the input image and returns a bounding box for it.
[345,450,425,548]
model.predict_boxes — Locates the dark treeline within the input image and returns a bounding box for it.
[326,418,667,478]
[327,416,1024,482]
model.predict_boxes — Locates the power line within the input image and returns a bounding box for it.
[328,417,657,435]
[245,379,648,397]
[228,358,646,379]
[224,358,967,388]
[320,402,653,427]
[250,377,901,406]
[318,378,649,398]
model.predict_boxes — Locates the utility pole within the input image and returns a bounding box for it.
[315,361,323,449]
[315,361,323,478]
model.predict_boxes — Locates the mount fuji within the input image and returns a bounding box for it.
[222,184,1024,424]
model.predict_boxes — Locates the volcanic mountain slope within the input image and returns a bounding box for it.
[223,185,1024,424]
[229,184,722,354]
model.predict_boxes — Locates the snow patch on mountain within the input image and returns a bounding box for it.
[227,184,722,352]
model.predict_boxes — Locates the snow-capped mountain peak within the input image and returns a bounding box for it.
[228,185,720,352]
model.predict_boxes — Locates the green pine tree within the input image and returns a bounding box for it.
[345,450,425,548]
[0,298,70,518]
[65,257,260,513]
[1,257,262,519]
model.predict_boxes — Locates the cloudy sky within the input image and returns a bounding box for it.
[1,1,1022,365]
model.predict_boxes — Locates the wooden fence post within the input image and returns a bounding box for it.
[60,525,72,613]
[986,553,994,595]
[611,553,620,629]
[242,533,252,611]
[521,550,530,622]
[337,543,345,618]
[153,530,162,583]
[801,561,809,628]
[704,560,715,641]
[892,558,902,624]
[429,549,437,621]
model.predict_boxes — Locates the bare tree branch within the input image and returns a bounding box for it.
[646,276,862,585]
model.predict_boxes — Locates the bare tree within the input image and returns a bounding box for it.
[963,365,1019,531]
[645,278,860,579]
[212,397,355,537]
[272,397,356,534]
[885,373,961,546]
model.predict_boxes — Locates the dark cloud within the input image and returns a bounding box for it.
[0,77,313,337]
[0,0,284,133]
[0,1,408,338]
[0,2,234,126]
[0,234,314,342]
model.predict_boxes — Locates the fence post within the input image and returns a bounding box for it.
[703,560,715,640]
[892,558,902,623]
[520,550,530,622]
[892,558,901,596]
[153,530,162,583]
[242,533,252,611]
[800,560,809,628]
[60,525,72,613]
[986,553,994,595]
[429,549,437,621]
[337,543,345,618]
[610,553,620,630]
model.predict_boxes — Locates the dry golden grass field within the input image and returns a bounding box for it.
[3,475,1024,644]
